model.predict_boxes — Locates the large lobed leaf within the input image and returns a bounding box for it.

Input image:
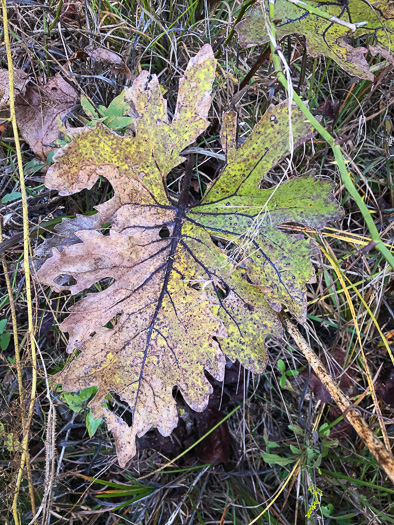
[36,45,342,466]
[236,0,394,80]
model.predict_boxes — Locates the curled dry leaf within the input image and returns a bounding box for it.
[0,68,28,110]
[15,73,78,159]
[84,45,132,80]
[36,45,343,466]
[236,0,394,80]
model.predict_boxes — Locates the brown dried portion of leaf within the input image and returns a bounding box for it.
[43,218,228,466]
[35,214,102,260]
[15,73,77,159]
[33,214,102,283]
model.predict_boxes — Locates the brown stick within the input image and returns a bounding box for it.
[281,313,394,484]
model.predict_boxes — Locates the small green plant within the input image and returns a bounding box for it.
[0,422,20,453]
[58,385,103,438]
[262,423,339,518]
[1,191,22,204]
[80,472,157,511]
[81,91,134,131]
[277,358,298,390]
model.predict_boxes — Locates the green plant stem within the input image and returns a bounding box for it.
[48,0,64,33]
[224,0,256,46]
[268,1,394,269]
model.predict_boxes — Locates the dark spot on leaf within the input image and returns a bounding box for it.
[159,226,170,238]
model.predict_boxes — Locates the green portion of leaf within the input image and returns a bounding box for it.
[318,423,331,437]
[261,452,296,466]
[1,192,22,203]
[81,96,99,119]
[277,359,286,373]
[36,45,342,467]
[24,158,45,175]
[0,332,11,351]
[289,445,302,455]
[0,319,7,334]
[98,91,134,130]
[62,386,98,413]
[191,173,341,321]
[82,92,134,131]
[236,1,394,80]
[286,369,298,376]
[288,424,304,435]
[86,409,103,437]
[204,104,316,201]
[313,454,322,469]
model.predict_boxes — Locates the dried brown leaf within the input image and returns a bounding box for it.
[15,73,77,159]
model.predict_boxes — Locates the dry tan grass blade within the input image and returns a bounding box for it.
[281,313,394,485]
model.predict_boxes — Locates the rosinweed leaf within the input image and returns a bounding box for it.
[36,45,343,466]
[236,1,394,80]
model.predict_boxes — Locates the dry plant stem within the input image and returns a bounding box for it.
[281,313,394,484]
[34,338,56,525]
[1,2,38,523]
[268,1,394,269]
[0,224,36,521]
